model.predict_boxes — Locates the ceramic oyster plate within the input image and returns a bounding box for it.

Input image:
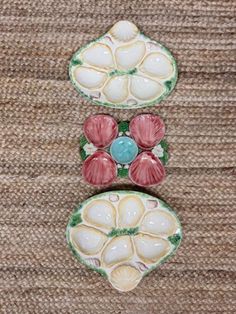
[69,20,177,109]
[66,191,182,292]
[80,113,168,187]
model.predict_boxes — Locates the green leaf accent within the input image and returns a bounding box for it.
[69,212,82,227]
[159,151,169,165]
[79,135,88,148]
[109,69,137,76]
[165,80,173,91]
[108,227,139,237]
[109,69,119,76]
[117,167,129,178]
[128,68,137,75]
[159,140,169,165]
[118,121,129,133]
[74,204,83,213]
[69,242,79,257]
[168,233,181,246]
[71,58,82,66]
[95,269,107,277]
[80,148,87,161]
[160,139,168,150]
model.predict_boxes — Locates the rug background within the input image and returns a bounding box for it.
[1,0,235,313]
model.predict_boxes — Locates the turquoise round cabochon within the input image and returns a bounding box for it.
[110,136,138,164]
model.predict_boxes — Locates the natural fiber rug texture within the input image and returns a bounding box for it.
[1,0,236,313]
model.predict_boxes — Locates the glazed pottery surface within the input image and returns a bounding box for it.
[110,136,139,164]
[80,114,168,187]
[69,20,178,109]
[66,191,182,292]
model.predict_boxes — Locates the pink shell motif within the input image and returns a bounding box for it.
[129,151,165,187]
[80,113,168,187]
[83,114,118,148]
[129,114,165,149]
[82,151,117,186]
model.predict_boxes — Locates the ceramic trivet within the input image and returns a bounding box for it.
[80,113,168,187]
[66,191,182,292]
[69,20,177,109]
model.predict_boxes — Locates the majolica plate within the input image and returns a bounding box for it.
[66,191,182,292]
[69,20,178,109]
[80,113,168,187]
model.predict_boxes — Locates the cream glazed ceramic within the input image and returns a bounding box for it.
[69,20,178,109]
[66,191,182,292]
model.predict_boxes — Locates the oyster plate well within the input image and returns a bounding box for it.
[66,191,182,292]
[69,20,178,109]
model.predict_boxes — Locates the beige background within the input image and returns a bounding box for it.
[1,0,236,313]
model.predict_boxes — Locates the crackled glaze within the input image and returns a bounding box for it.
[69,20,177,109]
[66,191,182,292]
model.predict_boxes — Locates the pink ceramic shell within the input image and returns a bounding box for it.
[83,114,118,148]
[82,151,117,186]
[129,114,165,149]
[129,151,166,186]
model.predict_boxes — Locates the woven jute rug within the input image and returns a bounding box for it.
[1,0,236,313]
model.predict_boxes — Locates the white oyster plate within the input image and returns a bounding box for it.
[66,191,182,292]
[69,20,178,109]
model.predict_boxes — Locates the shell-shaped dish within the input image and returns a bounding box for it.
[109,20,139,42]
[70,225,107,255]
[73,66,107,89]
[129,151,166,187]
[134,234,171,264]
[140,210,179,236]
[140,52,174,79]
[115,41,146,70]
[83,199,116,231]
[129,114,165,149]
[118,195,145,228]
[83,114,118,149]
[82,151,117,186]
[66,191,182,292]
[69,20,177,109]
[110,265,142,292]
[102,236,134,267]
[103,76,129,103]
[82,43,114,69]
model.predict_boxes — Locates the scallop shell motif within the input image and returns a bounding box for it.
[109,20,139,42]
[66,191,182,292]
[69,20,177,109]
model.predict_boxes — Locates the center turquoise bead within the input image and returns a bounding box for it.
[110,136,138,164]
